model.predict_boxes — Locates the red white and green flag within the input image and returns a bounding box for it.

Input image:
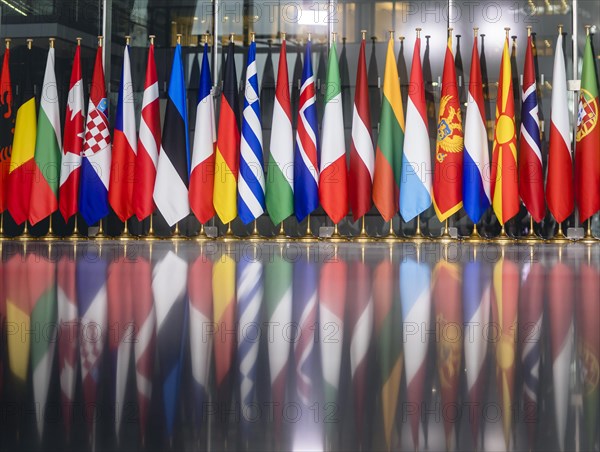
[30,45,62,225]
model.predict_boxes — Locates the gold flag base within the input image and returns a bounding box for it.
[354,217,376,242]
[171,222,188,241]
[218,223,238,242]
[16,222,33,241]
[380,218,405,243]
[271,222,292,242]
[406,216,428,243]
[437,221,454,244]
[246,220,265,242]
[326,224,348,243]
[194,224,212,242]
[521,217,544,244]
[297,215,317,242]
[579,221,597,244]
[493,225,515,244]
[549,223,571,244]
[464,224,486,243]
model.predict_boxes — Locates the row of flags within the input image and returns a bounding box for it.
[1,244,598,450]
[0,28,598,233]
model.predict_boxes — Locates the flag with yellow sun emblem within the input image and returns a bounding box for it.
[491,33,520,225]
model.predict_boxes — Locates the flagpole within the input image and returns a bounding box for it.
[272,220,289,242]
[354,215,375,243]
[247,219,263,242]
[522,214,542,243]
[580,219,597,244]
[0,39,5,237]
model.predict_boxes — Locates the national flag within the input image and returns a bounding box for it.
[349,36,374,221]
[29,254,57,438]
[107,257,134,436]
[265,251,292,435]
[213,254,236,399]
[547,31,573,224]
[462,261,491,448]
[134,39,161,221]
[236,259,263,423]
[213,40,240,224]
[577,262,600,448]
[6,42,36,226]
[238,39,266,224]
[548,261,574,451]
[29,44,61,225]
[319,260,346,422]
[80,43,111,226]
[518,262,544,448]
[491,36,519,225]
[372,36,404,221]
[463,34,491,223]
[519,34,545,222]
[109,42,137,222]
[131,256,155,439]
[432,260,462,449]
[373,258,402,450]
[59,42,84,222]
[347,259,373,443]
[401,34,432,222]
[294,41,320,222]
[400,257,431,449]
[188,253,213,428]
[575,33,600,223]
[319,40,348,224]
[57,255,78,436]
[190,42,216,224]
[0,42,13,213]
[265,37,294,225]
[433,34,464,222]
[153,251,188,437]
[77,254,108,431]
[153,42,191,226]
[293,259,319,407]
[491,258,519,448]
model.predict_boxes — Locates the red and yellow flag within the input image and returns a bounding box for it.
[6,42,36,226]
[433,33,464,221]
[491,34,519,225]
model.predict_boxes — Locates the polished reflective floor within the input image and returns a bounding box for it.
[0,241,598,452]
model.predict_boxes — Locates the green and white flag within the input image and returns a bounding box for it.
[266,38,294,225]
[29,45,62,226]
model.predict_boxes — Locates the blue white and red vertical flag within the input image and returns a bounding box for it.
[463,35,491,224]
[294,41,320,222]
[80,44,111,226]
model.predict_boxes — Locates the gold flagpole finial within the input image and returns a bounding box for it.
[399,35,405,42]
[49,37,55,49]
[448,27,454,34]
[149,35,155,45]
[201,34,207,45]
[360,29,367,40]
[307,32,312,42]
[5,38,10,49]
[332,31,337,43]
[27,38,33,50]
[281,32,286,41]
[76,37,82,46]
[125,35,131,46]
[389,30,394,40]
[176,33,182,45]
[526,26,532,37]
[558,24,563,35]
[229,33,235,43]
[584,25,591,35]
[416,28,421,38]
[250,32,255,42]
[98,36,103,47]
[473,27,479,37]
[504,27,510,38]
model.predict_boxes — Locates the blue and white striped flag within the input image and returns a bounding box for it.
[238,40,266,224]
